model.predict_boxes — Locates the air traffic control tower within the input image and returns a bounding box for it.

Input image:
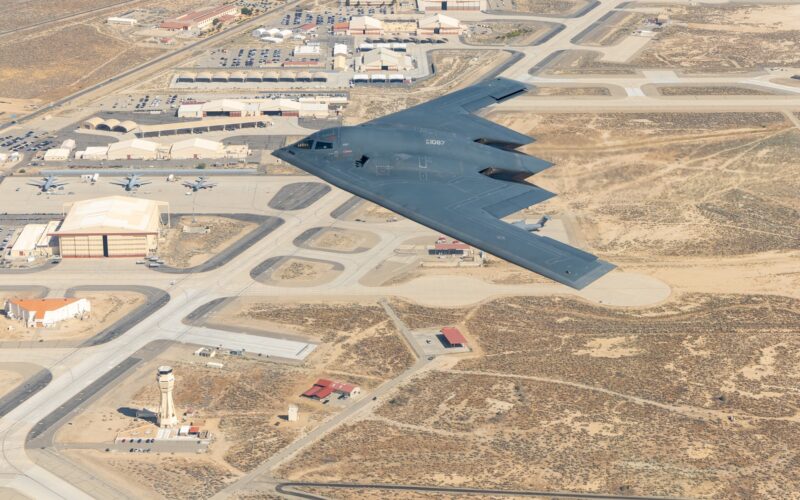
[156,366,178,428]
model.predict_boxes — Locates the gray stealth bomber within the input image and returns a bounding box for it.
[273,78,614,289]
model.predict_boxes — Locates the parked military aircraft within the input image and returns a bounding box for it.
[183,176,217,192]
[111,174,150,191]
[512,215,549,232]
[28,175,67,192]
[273,78,614,289]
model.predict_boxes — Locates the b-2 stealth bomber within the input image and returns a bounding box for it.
[273,78,614,289]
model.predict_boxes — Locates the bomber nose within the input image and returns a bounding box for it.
[272,147,294,161]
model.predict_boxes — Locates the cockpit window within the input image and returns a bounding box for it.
[314,141,333,150]
[296,139,313,149]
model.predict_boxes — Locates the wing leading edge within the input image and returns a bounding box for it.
[367,78,534,147]
[333,170,614,289]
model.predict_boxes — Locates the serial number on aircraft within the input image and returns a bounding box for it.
[425,139,446,146]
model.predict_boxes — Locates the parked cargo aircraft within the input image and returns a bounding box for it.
[29,175,66,192]
[183,176,217,191]
[111,174,150,191]
[273,78,614,289]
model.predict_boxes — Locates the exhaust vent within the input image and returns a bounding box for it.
[479,167,533,184]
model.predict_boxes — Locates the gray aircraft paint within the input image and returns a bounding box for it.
[183,176,217,191]
[111,174,150,191]
[29,175,66,192]
[273,78,614,289]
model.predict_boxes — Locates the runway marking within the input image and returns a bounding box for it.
[643,70,679,84]
[624,87,645,97]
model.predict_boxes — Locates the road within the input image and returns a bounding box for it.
[275,481,690,500]
[2,0,792,497]
[0,0,142,37]
[0,0,302,131]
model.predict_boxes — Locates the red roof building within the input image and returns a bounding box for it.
[333,22,350,35]
[302,378,361,400]
[440,327,467,347]
[159,5,240,31]
[298,22,317,32]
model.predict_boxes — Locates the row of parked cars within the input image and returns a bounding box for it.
[1,130,54,154]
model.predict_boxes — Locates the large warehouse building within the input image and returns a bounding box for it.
[417,13,463,35]
[53,196,169,258]
[417,0,485,11]
[176,98,330,119]
[5,298,91,328]
[159,5,239,31]
[360,47,413,72]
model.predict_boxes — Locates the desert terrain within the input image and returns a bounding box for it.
[160,215,257,268]
[211,298,415,380]
[465,21,556,46]
[545,4,800,75]
[279,292,800,499]
[504,0,590,17]
[256,257,344,287]
[56,343,339,499]
[344,50,512,124]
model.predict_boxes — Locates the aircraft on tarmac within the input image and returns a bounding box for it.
[183,176,217,192]
[512,215,549,232]
[28,175,67,192]
[111,174,150,191]
[273,78,614,289]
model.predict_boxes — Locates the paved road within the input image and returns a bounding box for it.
[275,481,689,500]
[5,0,787,496]
[211,358,431,499]
[0,0,141,37]
[0,0,301,131]
[153,215,285,274]
[268,182,332,211]
[0,370,52,418]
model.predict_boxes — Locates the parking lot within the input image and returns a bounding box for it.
[279,6,395,29]
[1,130,58,156]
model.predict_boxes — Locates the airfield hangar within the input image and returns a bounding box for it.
[52,196,169,258]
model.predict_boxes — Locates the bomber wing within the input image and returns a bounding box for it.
[366,77,533,148]
[331,169,614,289]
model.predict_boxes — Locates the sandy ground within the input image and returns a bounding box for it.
[0,487,31,500]
[0,97,41,116]
[304,228,380,253]
[344,50,511,124]
[279,292,800,498]
[464,21,554,46]
[160,216,257,268]
[0,369,24,397]
[340,200,405,223]
[264,258,343,288]
[53,326,410,498]
[0,292,144,343]
[210,296,386,340]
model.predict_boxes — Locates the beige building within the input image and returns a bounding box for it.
[333,53,348,71]
[159,5,239,31]
[417,13,463,35]
[4,298,91,328]
[169,138,250,160]
[43,148,70,162]
[417,0,485,11]
[343,16,384,35]
[53,196,169,258]
[76,146,109,160]
[169,138,227,159]
[360,47,413,72]
[7,222,59,260]
[107,139,162,160]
